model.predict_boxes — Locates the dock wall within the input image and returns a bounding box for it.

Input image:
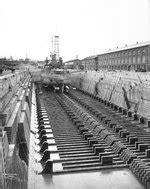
[70,71,150,121]
[2,69,148,188]
[0,70,32,189]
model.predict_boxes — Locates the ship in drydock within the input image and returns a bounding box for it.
[39,35,71,92]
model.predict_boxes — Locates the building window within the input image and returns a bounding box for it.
[138,50,141,55]
[121,58,123,64]
[142,55,146,63]
[129,57,131,64]
[133,56,136,63]
[137,56,140,63]
[142,49,146,54]
[117,58,120,64]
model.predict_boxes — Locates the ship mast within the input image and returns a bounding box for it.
[51,36,59,62]
[53,35,59,61]
[48,35,63,69]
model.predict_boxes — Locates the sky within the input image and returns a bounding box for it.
[0,0,149,61]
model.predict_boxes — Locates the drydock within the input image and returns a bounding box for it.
[1,68,150,189]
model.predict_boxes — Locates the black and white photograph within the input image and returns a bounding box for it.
[0,0,150,188]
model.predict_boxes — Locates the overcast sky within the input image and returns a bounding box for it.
[0,0,149,61]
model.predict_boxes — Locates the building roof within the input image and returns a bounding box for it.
[102,41,150,55]
[81,41,150,61]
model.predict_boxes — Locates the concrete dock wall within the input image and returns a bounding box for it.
[70,70,150,120]
[0,70,32,189]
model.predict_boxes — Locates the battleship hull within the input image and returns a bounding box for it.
[41,73,70,86]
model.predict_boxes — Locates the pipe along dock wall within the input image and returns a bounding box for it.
[70,70,150,126]
[0,71,32,189]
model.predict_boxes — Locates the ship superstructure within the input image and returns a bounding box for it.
[40,36,70,92]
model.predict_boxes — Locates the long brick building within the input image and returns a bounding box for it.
[81,41,150,72]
